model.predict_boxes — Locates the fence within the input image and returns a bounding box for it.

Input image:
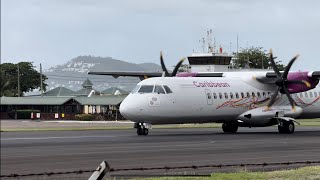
[1,160,319,179]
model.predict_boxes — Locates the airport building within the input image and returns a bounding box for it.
[0,79,129,120]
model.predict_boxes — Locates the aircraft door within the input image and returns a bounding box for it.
[205,89,213,105]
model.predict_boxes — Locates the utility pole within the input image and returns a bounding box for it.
[40,63,43,97]
[17,64,20,97]
[236,33,239,56]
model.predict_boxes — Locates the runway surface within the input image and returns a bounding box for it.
[1,127,320,179]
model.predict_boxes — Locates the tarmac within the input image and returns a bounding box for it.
[1,120,320,179]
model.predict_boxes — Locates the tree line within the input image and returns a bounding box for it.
[0,62,47,97]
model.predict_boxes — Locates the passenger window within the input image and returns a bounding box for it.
[310,92,313,98]
[241,92,244,99]
[247,92,250,98]
[305,92,308,98]
[219,93,223,99]
[213,93,217,99]
[236,93,239,99]
[163,85,173,94]
[131,85,141,93]
[299,93,303,98]
[138,85,154,93]
[257,92,261,98]
[263,92,266,98]
[314,92,318,97]
[154,85,166,94]
[252,92,256,97]
[224,92,228,99]
[268,92,271,98]
[230,93,234,99]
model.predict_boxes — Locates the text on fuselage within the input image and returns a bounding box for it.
[193,81,230,88]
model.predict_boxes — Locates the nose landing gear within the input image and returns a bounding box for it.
[135,123,151,136]
[222,123,238,133]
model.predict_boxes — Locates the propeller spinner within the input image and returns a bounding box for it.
[267,49,311,110]
[160,51,186,77]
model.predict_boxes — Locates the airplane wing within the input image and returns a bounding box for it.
[88,71,163,80]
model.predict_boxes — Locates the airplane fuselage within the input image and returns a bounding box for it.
[120,76,320,126]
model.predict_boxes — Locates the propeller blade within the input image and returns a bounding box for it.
[171,57,186,76]
[286,80,311,88]
[282,54,299,78]
[282,86,297,110]
[160,51,170,77]
[267,87,280,108]
[269,49,281,77]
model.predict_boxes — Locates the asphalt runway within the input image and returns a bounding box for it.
[1,127,320,179]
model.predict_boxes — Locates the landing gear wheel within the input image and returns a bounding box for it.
[278,121,295,134]
[137,128,149,136]
[143,128,149,136]
[222,123,238,133]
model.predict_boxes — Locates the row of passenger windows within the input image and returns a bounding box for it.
[131,85,173,94]
[298,91,320,98]
[208,91,320,100]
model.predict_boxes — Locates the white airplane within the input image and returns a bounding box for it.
[89,50,320,135]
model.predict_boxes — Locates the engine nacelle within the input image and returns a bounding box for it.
[287,71,319,93]
[237,106,303,127]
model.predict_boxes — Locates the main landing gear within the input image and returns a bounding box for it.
[135,123,151,136]
[278,120,295,134]
[222,123,238,133]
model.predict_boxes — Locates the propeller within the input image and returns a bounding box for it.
[160,51,186,77]
[266,49,311,110]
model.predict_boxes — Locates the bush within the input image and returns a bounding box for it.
[16,109,40,119]
[75,114,95,121]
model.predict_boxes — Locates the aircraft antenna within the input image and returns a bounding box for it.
[200,37,205,53]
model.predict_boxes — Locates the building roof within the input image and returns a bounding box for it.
[74,95,126,105]
[101,87,128,95]
[82,78,93,88]
[74,88,95,96]
[0,95,127,106]
[0,97,73,105]
[43,86,75,97]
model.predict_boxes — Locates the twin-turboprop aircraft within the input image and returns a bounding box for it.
[89,50,320,135]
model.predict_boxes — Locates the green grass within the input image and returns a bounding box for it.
[135,166,320,180]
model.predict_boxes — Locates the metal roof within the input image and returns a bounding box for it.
[43,87,75,97]
[0,97,73,105]
[74,95,126,105]
[101,87,128,95]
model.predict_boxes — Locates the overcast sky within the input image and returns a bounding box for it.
[1,0,320,70]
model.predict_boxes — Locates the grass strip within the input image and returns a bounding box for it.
[135,166,320,180]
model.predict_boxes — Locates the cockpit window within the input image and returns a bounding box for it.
[131,85,141,93]
[163,85,173,94]
[138,85,154,93]
[154,85,166,94]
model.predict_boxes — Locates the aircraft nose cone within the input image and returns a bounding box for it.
[119,98,136,120]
